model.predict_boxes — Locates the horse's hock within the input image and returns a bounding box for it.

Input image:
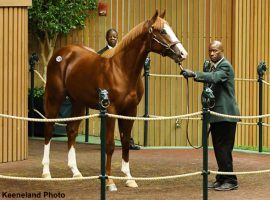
[0,0,32,163]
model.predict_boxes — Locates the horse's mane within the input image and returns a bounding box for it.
[101,17,167,58]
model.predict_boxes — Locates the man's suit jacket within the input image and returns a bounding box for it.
[194,58,240,123]
[97,46,109,55]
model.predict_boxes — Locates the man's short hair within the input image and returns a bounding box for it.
[106,28,118,38]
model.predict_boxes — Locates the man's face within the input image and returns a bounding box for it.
[209,44,223,63]
[106,31,118,47]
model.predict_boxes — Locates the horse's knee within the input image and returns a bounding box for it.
[44,123,54,143]
[121,135,130,149]
[67,125,79,137]
[67,131,77,139]
[67,125,74,133]
[106,141,115,155]
[67,128,78,148]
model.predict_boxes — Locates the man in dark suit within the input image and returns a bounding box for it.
[97,28,118,54]
[98,28,140,150]
[181,40,240,191]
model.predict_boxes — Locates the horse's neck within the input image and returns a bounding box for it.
[114,37,148,82]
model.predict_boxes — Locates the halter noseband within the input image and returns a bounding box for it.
[148,27,180,57]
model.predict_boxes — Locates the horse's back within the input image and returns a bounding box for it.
[47,45,98,70]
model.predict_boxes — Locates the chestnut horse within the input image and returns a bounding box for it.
[42,10,187,191]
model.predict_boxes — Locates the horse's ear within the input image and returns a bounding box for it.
[159,9,166,18]
[148,10,159,26]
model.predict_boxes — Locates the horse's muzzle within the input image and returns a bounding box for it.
[170,44,188,64]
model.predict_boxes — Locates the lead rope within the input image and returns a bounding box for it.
[179,64,203,149]
[184,77,203,149]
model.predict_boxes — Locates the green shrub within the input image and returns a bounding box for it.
[28,87,44,98]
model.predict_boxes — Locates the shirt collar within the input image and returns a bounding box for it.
[107,45,114,49]
[212,57,224,68]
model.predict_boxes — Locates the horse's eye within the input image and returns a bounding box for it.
[160,29,167,35]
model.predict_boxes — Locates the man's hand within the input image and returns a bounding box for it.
[181,69,196,78]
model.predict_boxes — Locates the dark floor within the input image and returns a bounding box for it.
[0,139,270,200]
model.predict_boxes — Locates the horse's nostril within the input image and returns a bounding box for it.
[179,52,184,58]
[181,51,188,59]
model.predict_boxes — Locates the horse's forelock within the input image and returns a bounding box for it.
[151,17,168,31]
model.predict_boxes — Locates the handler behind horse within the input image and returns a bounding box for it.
[98,28,141,150]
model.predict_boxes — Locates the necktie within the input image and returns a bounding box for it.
[210,63,215,72]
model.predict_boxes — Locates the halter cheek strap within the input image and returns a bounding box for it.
[148,27,180,57]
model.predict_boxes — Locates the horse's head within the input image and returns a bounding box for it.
[145,10,188,64]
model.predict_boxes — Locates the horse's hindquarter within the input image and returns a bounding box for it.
[60,46,107,107]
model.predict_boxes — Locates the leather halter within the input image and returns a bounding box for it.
[148,27,180,57]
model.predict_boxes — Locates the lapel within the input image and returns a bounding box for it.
[215,58,226,70]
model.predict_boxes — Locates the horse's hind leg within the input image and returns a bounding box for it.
[66,103,85,178]
[118,108,138,188]
[42,89,65,179]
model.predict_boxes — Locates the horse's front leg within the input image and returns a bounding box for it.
[118,109,138,188]
[105,117,117,191]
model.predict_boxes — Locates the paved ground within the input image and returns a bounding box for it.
[0,139,270,200]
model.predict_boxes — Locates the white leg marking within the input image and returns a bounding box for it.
[68,146,82,177]
[121,159,132,178]
[121,159,138,188]
[42,141,51,178]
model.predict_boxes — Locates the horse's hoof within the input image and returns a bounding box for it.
[126,180,138,188]
[106,184,118,192]
[42,173,51,179]
[73,173,83,178]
